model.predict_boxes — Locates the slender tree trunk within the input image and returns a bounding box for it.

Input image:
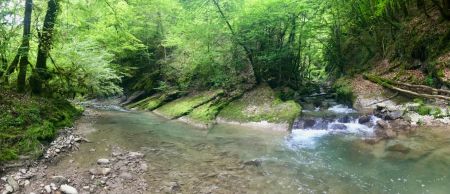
[30,0,60,94]
[3,0,33,91]
[17,0,33,92]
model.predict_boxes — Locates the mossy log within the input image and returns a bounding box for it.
[364,74,450,101]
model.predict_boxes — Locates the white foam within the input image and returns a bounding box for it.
[287,129,330,148]
[328,105,357,114]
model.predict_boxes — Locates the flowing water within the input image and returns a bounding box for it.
[60,106,450,194]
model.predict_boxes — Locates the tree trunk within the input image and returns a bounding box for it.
[30,0,60,95]
[17,0,33,92]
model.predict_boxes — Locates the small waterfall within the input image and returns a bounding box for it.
[288,105,380,148]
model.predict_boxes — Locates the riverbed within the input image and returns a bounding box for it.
[35,108,450,194]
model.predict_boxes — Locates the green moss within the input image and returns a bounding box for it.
[0,92,82,162]
[418,105,432,116]
[218,85,301,124]
[156,90,224,119]
[333,78,355,106]
[185,102,219,125]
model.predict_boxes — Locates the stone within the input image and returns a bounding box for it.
[128,152,144,159]
[387,143,411,154]
[101,168,112,175]
[243,159,262,167]
[97,158,110,165]
[140,163,148,172]
[20,168,27,174]
[51,183,57,190]
[119,172,133,180]
[330,123,347,130]
[302,119,316,129]
[386,110,403,120]
[82,186,90,190]
[7,176,19,191]
[60,184,78,194]
[358,115,371,124]
[338,116,351,123]
[5,184,13,193]
[51,176,68,185]
[24,180,30,186]
[376,120,390,129]
[44,185,52,193]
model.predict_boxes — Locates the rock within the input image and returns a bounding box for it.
[243,159,262,167]
[19,168,27,174]
[128,152,144,159]
[51,176,68,185]
[119,172,133,180]
[51,183,57,190]
[97,158,110,165]
[89,168,111,176]
[7,176,19,191]
[82,186,90,190]
[60,184,78,194]
[55,149,61,153]
[386,110,403,120]
[89,149,96,152]
[338,116,351,123]
[4,184,13,193]
[24,180,30,186]
[140,163,148,172]
[376,120,390,129]
[45,185,52,193]
[330,123,347,130]
[302,119,316,129]
[387,143,411,154]
[358,115,371,124]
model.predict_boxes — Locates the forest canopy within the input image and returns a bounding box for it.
[1,0,450,97]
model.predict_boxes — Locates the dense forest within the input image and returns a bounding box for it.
[2,0,450,193]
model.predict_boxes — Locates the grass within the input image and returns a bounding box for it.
[218,84,301,124]
[0,91,82,162]
[155,90,224,119]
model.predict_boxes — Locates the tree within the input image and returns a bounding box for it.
[3,0,33,92]
[30,0,60,95]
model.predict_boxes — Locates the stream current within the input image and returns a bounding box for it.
[55,104,450,194]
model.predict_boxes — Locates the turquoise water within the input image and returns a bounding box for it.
[72,110,450,193]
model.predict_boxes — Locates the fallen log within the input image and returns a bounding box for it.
[364,74,450,101]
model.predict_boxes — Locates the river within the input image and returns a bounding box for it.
[50,106,450,194]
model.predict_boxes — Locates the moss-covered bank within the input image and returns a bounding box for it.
[217,85,301,130]
[0,92,82,162]
[129,85,302,131]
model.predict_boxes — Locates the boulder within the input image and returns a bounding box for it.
[386,110,403,120]
[376,120,390,129]
[358,115,371,124]
[330,123,347,130]
[6,176,19,191]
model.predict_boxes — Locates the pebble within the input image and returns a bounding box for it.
[24,180,30,186]
[97,158,110,165]
[89,149,96,152]
[60,184,78,194]
[83,186,90,190]
[4,184,13,193]
[20,169,27,174]
[140,163,148,172]
[128,152,144,159]
[7,176,19,191]
[119,172,133,180]
[44,185,52,193]
[51,183,57,190]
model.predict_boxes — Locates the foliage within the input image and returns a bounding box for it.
[0,91,82,162]
[333,78,355,106]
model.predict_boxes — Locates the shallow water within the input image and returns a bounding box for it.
[63,110,450,194]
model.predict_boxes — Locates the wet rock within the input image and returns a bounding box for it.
[302,119,316,129]
[163,182,180,193]
[338,116,352,123]
[60,184,78,194]
[386,110,403,120]
[376,120,390,129]
[128,152,144,159]
[243,159,262,167]
[375,128,396,139]
[330,123,347,130]
[140,163,148,172]
[7,176,19,191]
[358,115,371,124]
[97,158,110,165]
[390,119,411,131]
[387,143,411,154]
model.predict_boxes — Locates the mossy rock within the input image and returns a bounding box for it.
[127,91,181,111]
[218,84,301,125]
[155,90,224,119]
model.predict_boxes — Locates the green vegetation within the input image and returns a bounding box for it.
[0,92,82,162]
[156,90,224,119]
[219,85,301,124]
[333,78,355,106]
